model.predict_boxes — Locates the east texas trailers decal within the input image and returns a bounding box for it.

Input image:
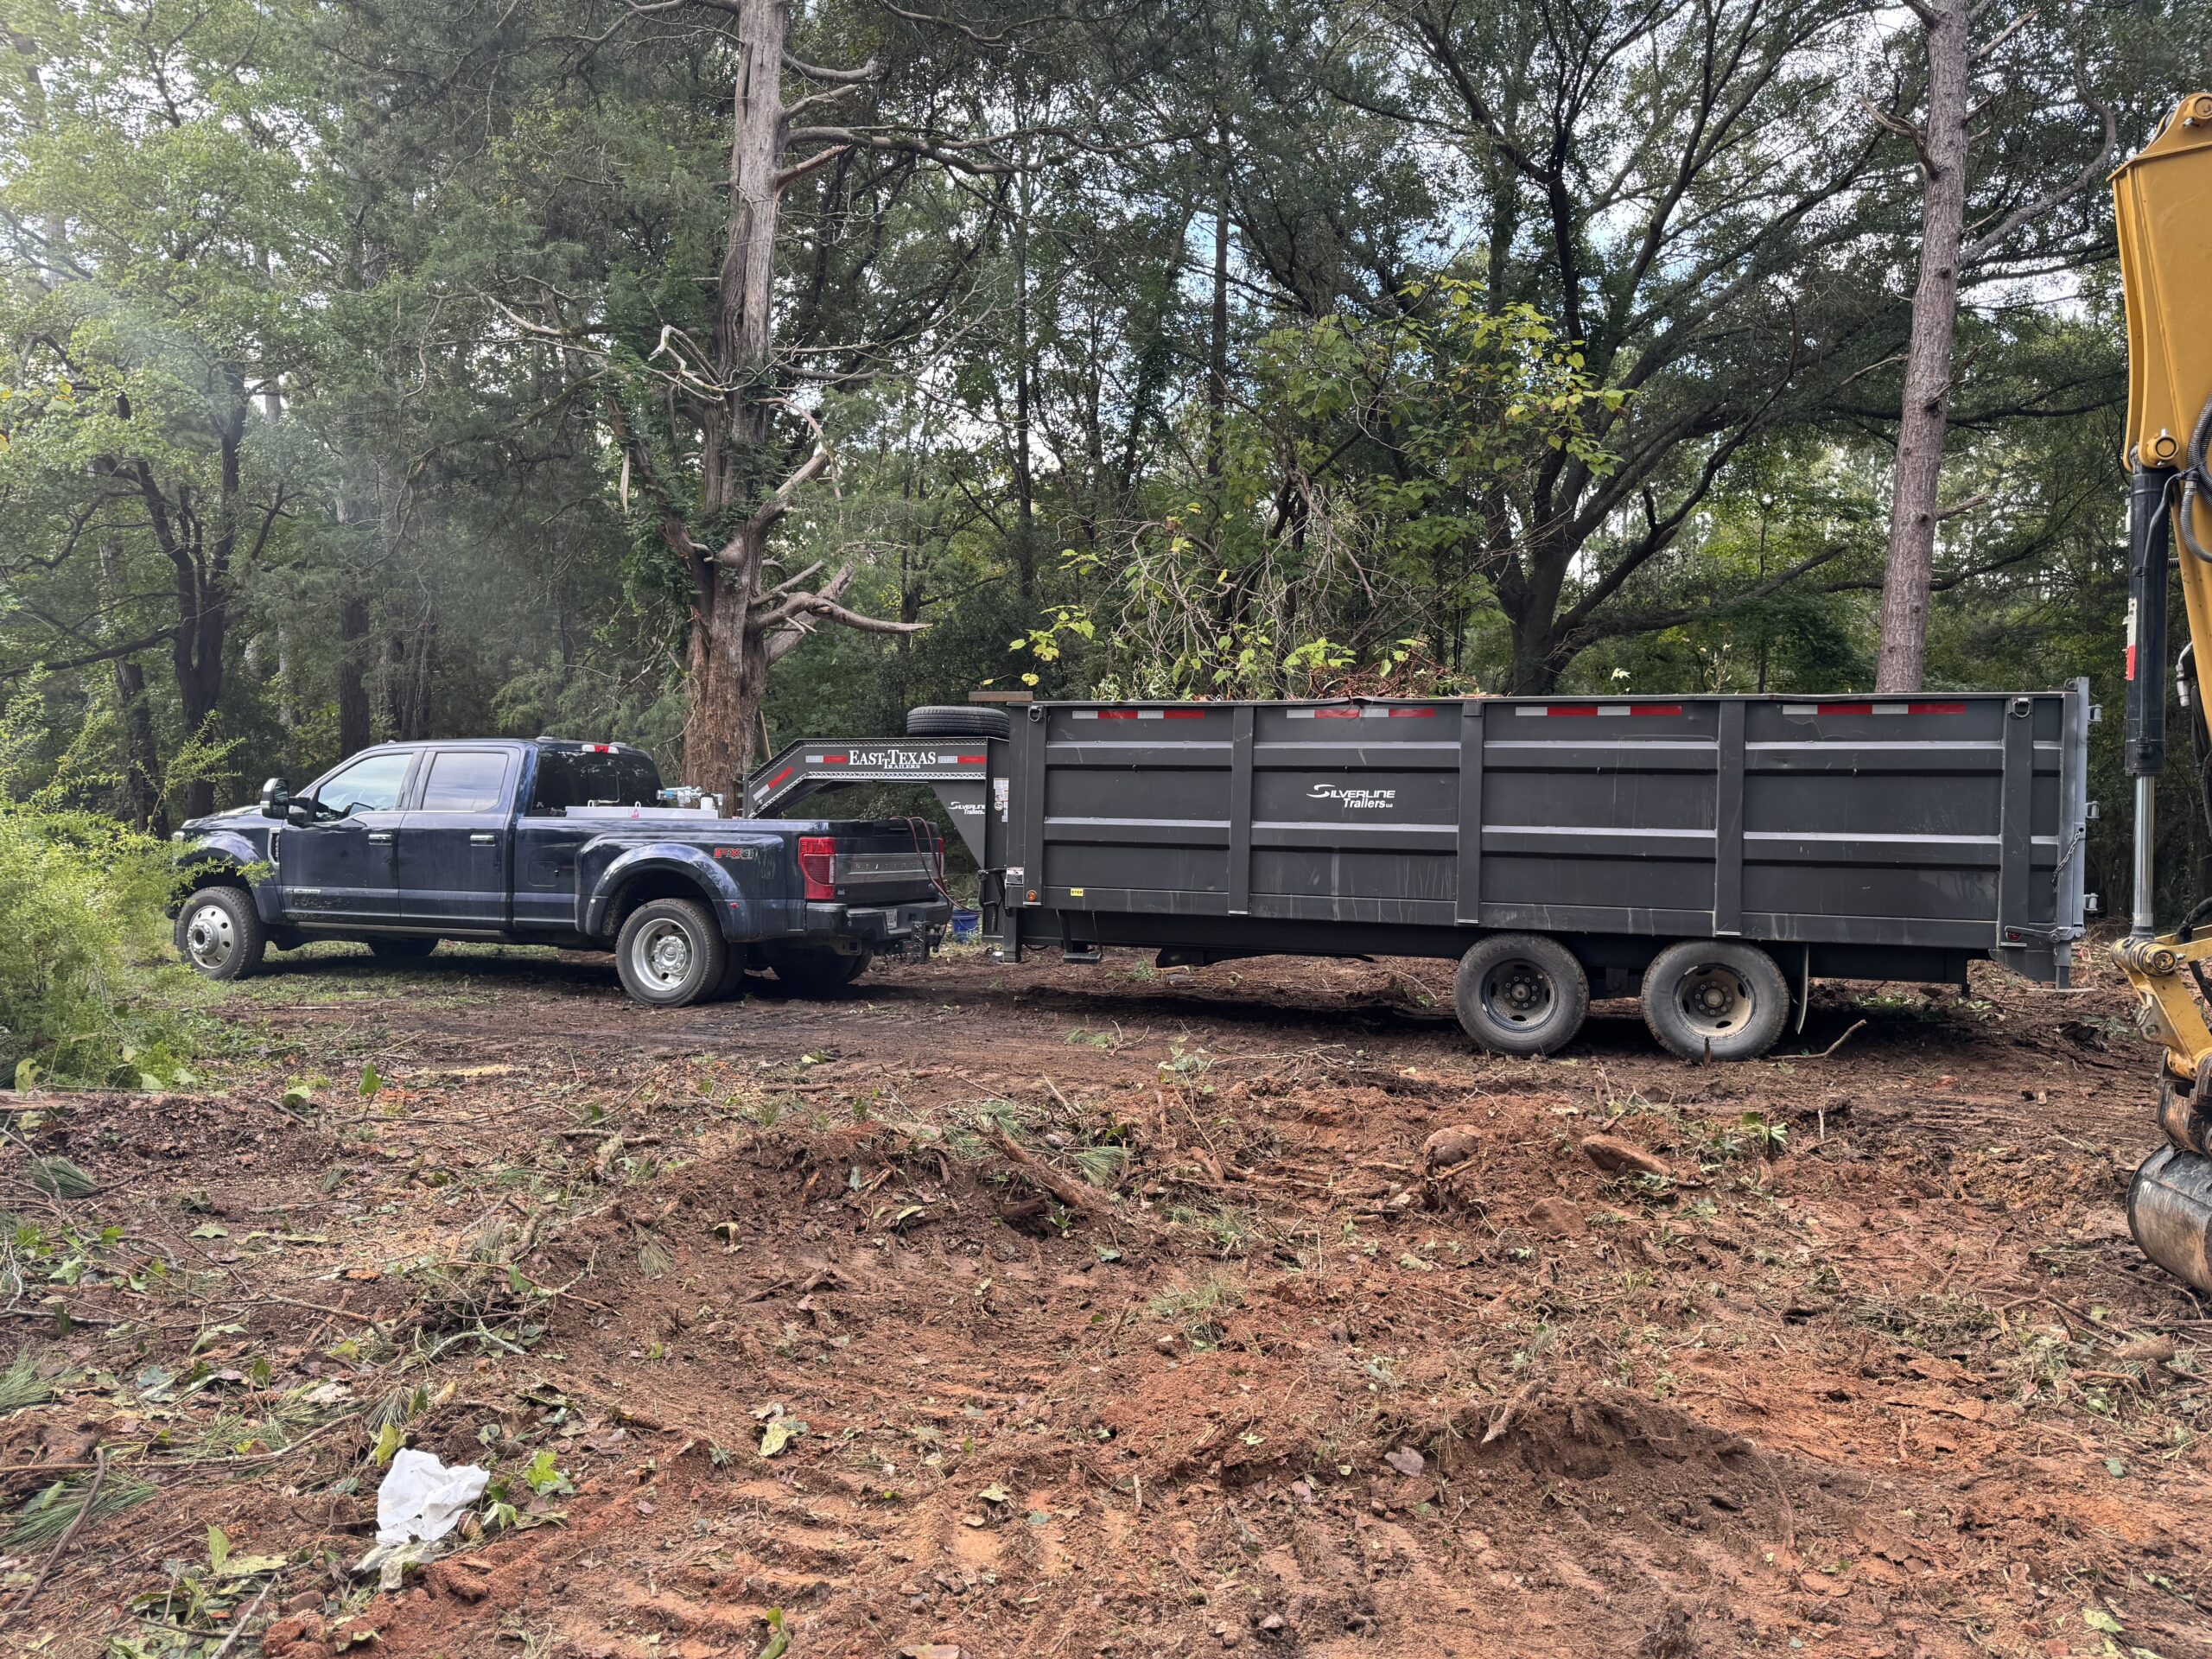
[755,747,987,797]
[810,747,985,769]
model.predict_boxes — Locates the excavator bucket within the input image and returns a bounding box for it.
[2114,94,2212,1293]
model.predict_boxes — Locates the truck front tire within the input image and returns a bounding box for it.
[1453,933,1587,1057]
[175,886,267,982]
[1640,940,1789,1061]
[614,898,728,1008]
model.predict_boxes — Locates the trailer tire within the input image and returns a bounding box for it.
[175,885,266,983]
[772,947,872,996]
[367,937,438,961]
[1640,940,1789,1061]
[905,705,1011,740]
[1453,934,1588,1057]
[614,898,728,1008]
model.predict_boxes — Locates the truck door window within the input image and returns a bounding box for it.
[419,751,512,813]
[313,753,410,818]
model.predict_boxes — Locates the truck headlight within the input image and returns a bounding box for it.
[170,831,185,843]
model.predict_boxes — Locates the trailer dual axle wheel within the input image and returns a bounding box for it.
[1454,934,1589,1057]
[1640,940,1789,1061]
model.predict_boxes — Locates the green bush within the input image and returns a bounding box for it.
[0,804,196,1087]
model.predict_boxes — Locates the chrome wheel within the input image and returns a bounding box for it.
[1675,963,1752,1038]
[1480,957,1557,1029]
[631,917,694,993]
[184,902,236,972]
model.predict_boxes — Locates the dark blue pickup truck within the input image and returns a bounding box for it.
[167,737,950,1007]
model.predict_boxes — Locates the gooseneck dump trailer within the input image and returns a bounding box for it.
[751,685,2091,1061]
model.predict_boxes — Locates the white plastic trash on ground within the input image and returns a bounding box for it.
[375,1448,490,1546]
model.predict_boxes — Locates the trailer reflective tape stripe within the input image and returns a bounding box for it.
[957,753,986,763]
[766,766,794,790]
[1781,702,1967,716]
[1285,706,1436,719]
[1515,703,1683,716]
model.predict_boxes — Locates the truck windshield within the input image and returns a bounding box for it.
[528,749,662,813]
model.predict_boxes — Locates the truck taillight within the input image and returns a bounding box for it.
[798,836,837,900]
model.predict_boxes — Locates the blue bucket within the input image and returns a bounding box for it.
[950,909,980,943]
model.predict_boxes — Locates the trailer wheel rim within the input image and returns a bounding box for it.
[185,902,235,971]
[1674,963,1752,1037]
[1479,957,1558,1028]
[632,918,695,992]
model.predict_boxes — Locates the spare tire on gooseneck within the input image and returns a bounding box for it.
[905,704,1012,740]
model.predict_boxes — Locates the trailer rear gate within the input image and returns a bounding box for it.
[985,686,2090,987]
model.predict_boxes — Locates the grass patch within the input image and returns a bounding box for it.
[3,1468,156,1548]
[1150,1268,1245,1349]
[0,1351,60,1414]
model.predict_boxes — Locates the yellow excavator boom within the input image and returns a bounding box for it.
[2109,93,2212,1292]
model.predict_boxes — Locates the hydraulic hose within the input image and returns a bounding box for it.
[2180,391,2212,564]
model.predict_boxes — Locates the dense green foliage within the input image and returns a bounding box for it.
[0,801,192,1084]
[3,0,2211,915]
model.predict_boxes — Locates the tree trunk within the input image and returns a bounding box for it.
[276,623,300,762]
[112,655,163,834]
[1011,154,1038,604]
[679,0,786,801]
[683,524,774,798]
[378,606,436,741]
[337,593,372,756]
[1205,144,1230,483]
[1875,0,1971,695]
[169,556,227,820]
[98,538,163,833]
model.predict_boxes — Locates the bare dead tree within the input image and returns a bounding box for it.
[517,0,1074,795]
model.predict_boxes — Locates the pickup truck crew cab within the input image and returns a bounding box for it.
[168,737,950,1007]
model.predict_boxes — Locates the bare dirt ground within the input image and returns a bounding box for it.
[2,942,2209,1659]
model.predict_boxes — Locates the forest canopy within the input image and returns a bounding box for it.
[2,0,2208,903]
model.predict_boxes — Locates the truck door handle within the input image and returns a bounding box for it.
[469,833,498,845]
[367,830,395,844]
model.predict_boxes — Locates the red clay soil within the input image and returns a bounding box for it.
[2,943,2209,1658]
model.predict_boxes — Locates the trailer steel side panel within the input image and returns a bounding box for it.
[988,685,2091,982]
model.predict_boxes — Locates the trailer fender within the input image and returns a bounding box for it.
[583,843,753,943]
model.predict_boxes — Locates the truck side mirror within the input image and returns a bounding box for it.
[259,778,290,820]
